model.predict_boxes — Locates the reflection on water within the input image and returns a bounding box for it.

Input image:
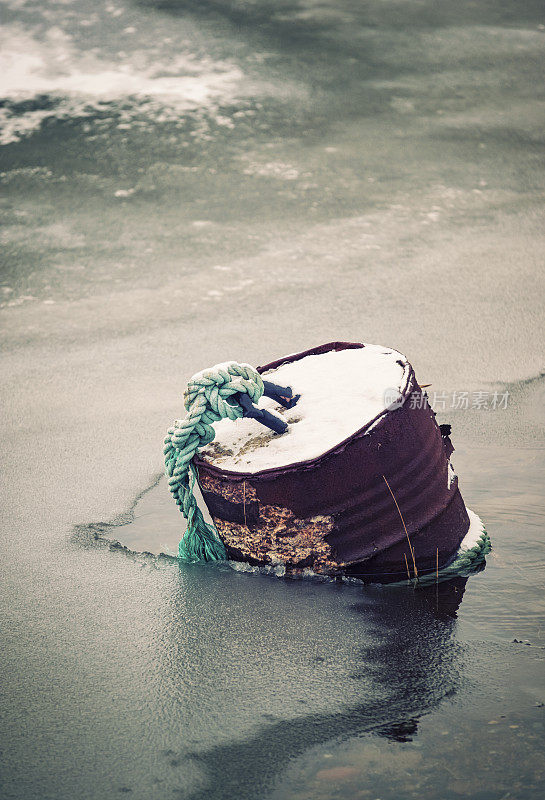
[153,566,466,800]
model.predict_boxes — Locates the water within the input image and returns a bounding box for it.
[1,1,544,798]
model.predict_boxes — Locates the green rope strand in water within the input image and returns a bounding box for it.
[164,362,264,563]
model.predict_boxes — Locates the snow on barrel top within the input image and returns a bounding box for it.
[199,344,408,473]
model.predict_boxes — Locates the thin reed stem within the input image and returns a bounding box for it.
[436,546,439,609]
[382,474,418,580]
[403,552,412,583]
[242,480,247,528]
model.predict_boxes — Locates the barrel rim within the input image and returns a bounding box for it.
[194,341,415,480]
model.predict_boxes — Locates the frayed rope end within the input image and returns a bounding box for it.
[178,520,228,564]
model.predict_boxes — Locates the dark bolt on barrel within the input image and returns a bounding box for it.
[194,342,470,583]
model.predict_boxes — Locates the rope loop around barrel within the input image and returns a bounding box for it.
[164,362,264,562]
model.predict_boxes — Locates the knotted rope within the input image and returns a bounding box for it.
[164,362,264,563]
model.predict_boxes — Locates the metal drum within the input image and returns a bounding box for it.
[194,341,469,583]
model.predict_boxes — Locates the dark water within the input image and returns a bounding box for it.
[1,1,544,798]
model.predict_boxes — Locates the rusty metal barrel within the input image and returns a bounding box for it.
[194,341,469,583]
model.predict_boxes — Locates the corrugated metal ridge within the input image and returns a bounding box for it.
[323,420,449,521]
[327,488,468,566]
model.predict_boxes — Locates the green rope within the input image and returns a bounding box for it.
[164,362,264,563]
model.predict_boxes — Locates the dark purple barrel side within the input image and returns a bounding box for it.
[195,341,469,582]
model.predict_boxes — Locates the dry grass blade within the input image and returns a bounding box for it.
[436,546,439,609]
[403,552,412,583]
[243,480,247,528]
[382,474,418,580]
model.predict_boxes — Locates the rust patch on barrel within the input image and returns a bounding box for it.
[215,506,340,574]
[198,472,258,504]
[198,467,341,573]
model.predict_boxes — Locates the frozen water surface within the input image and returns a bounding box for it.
[1,0,544,798]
